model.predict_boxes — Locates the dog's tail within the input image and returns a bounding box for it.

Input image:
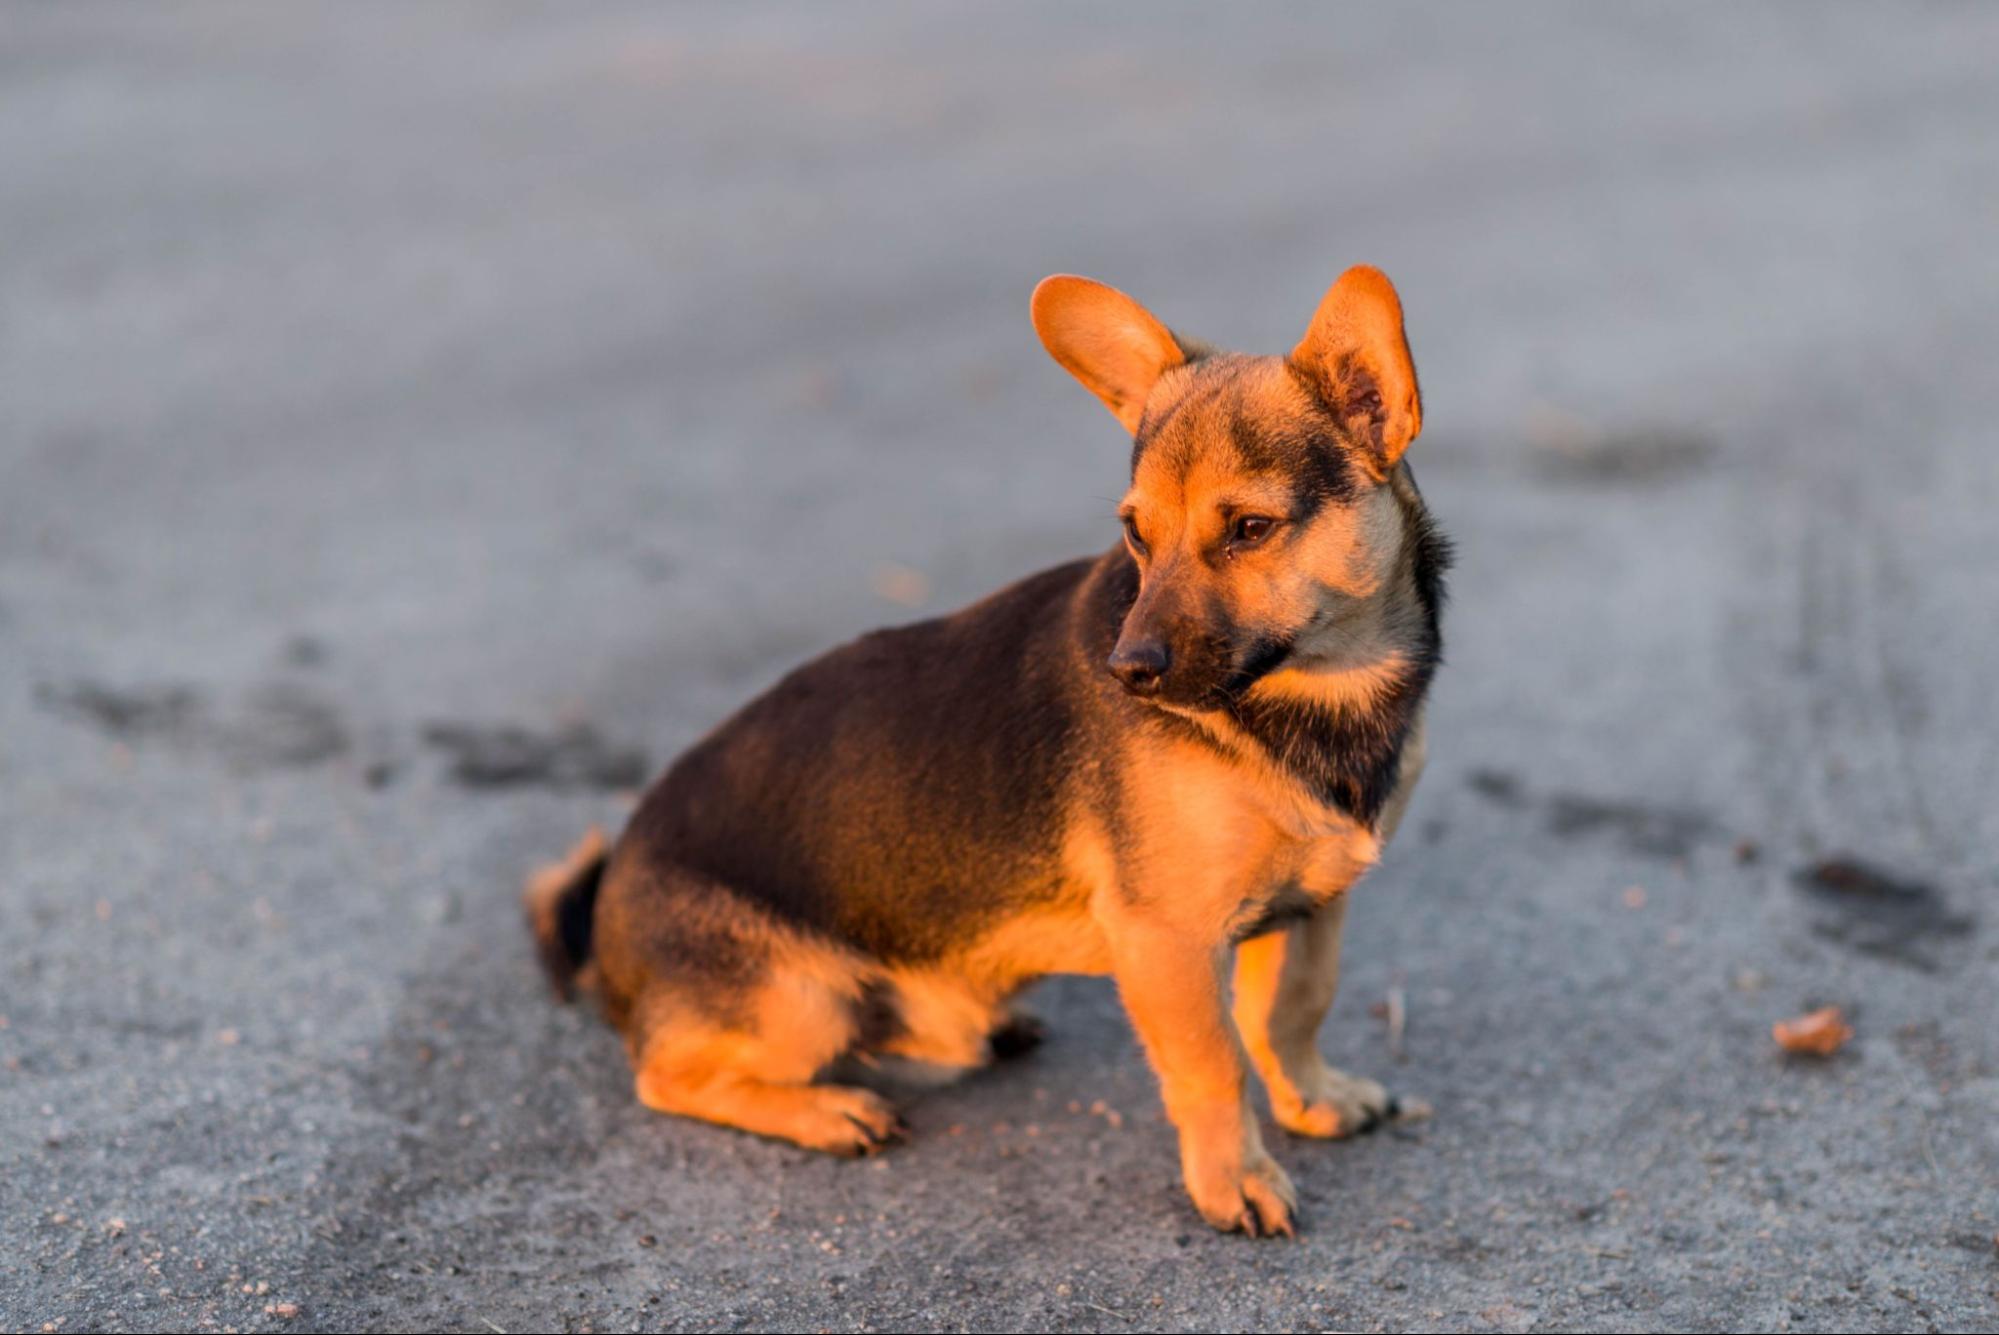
[524,826,609,1002]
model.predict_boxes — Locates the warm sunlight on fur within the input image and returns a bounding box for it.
[530,265,1448,1239]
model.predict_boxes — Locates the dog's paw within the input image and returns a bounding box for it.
[1184,1150,1299,1239]
[798,1086,910,1157]
[1274,1064,1397,1139]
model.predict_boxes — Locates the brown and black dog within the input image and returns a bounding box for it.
[527,266,1449,1237]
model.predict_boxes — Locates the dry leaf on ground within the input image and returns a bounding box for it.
[1773,1006,1852,1055]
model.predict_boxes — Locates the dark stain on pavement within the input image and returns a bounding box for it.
[225,682,350,768]
[37,680,206,738]
[423,721,647,791]
[37,678,350,770]
[1793,856,1975,972]
[1465,769,1718,859]
[1465,768,1528,807]
[1544,793,1717,859]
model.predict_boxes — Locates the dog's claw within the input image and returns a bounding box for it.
[1192,1155,1299,1239]
[837,1102,907,1156]
[1234,1198,1296,1240]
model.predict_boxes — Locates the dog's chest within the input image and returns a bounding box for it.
[1121,729,1391,914]
[1240,778,1385,901]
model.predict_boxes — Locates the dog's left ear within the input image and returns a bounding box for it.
[1291,266,1422,476]
[1031,275,1186,435]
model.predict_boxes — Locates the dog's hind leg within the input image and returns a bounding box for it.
[600,865,909,1155]
[628,970,911,1156]
[866,971,1008,1075]
[636,1054,907,1156]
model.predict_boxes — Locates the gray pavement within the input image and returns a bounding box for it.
[4,6,1997,1331]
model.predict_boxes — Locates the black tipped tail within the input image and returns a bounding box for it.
[524,826,609,1001]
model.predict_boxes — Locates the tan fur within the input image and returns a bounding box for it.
[945,905,1115,989]
[1232,718,1426,1141]
[1098,892,1298,1237]
[1031,275,1186,432]
[535,265,1441,1239]
[1056,281,1430,1231]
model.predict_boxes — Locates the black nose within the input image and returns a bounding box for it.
[1108,641,1169,696]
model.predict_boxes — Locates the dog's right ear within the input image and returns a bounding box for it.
[1031,276,1185,435]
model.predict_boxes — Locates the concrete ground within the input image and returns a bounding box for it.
[4,6,1997,1332]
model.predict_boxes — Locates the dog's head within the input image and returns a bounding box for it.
[1033,267,1430,710]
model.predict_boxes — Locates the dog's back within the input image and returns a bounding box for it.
[617,554,1110,966]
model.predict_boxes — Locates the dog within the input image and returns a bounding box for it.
[526,265,1449,1237]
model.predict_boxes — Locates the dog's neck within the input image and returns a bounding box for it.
[1222,631,1436,828]
[1247,650,1423,717]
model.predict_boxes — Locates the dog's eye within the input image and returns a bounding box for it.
[1121,514,1148,556]
[1229,515,1277,549]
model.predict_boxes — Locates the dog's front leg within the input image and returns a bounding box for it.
[1232,894,1394,1138]
[1102,911,1297,1237]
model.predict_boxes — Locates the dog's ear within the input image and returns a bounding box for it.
[1031,276,1185,435]
[1291,266,1421,476]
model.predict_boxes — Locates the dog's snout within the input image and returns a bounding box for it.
[1108,640,1170,696]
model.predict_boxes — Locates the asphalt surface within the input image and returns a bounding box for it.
[4,6,1998,1332]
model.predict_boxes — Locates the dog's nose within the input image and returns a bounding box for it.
[1108,641,1169,696]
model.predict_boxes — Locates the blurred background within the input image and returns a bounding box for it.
[3,6,1996,1331]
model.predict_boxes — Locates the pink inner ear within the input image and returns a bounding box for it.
[1291,266,1419,466]
[1341,363,1384,422]
[1309,351,1389,460]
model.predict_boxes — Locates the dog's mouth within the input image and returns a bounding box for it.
[1127,631,1292,714]
[1221,632,1294,699]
